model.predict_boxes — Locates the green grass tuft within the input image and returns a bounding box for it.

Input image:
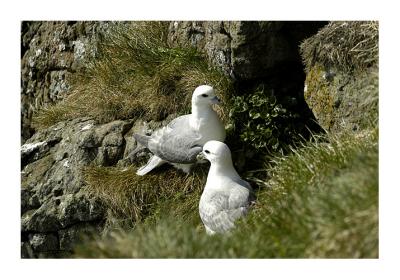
[300,21,378,73]
[83,165,207,229]
[75,128,378,258]
[32,22,233,130]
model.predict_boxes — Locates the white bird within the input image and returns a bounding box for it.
[197,140,255,235]
[133,85,226,176]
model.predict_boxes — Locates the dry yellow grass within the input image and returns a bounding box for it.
[32,22,233,130]
[83,165,207,229]
[300,21,378,72]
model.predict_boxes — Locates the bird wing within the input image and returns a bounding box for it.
[136,155,166,176]
[147,115,203,163]
[234,178,256,203]
[199,186,251,233]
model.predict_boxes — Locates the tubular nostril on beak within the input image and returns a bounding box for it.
[197,152,206,161]
[211,96,221,104]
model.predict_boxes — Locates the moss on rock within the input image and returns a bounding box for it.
[304,63,378,133]
[301,21,378,133]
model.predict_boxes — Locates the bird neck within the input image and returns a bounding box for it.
[208,158,241,181]
[191,103,215,120]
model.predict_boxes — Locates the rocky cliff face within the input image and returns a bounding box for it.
[21,21,116,142]
[20,21,332,258]
[168,21,325,82]
[21,21,326,143]
[21,118,126,257]
[21,113,172,257]
[300,22,378,133]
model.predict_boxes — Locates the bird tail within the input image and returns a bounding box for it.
[133,133,151,148]
[136,155,166,176]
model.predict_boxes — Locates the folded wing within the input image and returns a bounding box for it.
[147,115,202,163]
[199,186,251,233]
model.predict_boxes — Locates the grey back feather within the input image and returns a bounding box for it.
[199,184,252,234]
[133,133,151,148]
[135,115,203,164]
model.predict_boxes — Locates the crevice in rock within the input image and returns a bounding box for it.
[21,218,105,258]
[220,22,232,41]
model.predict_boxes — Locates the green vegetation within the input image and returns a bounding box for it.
[301,21,379,133]
[300,21,378,73]
[229,84,305,154]
[75,128,378,258]
[83,165,207,229]
[32,21,377,258]
[32,22,233,129]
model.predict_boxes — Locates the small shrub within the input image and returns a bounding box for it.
[228,84,305,155]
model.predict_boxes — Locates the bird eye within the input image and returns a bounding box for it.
[201,94,208,97]
[204,150,210,154]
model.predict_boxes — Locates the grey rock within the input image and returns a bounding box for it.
[168,21,325,81]
[21,141,51,168]
[59,223,102,251]
[21,191,104,232]
[28,233,59,252]
[21,21,116,142]
[301,22,378,134]
[20,117,140,257]
[22,201,62,232]
[21,187,40,213]
[58,191,104,228]
[21,241,35,258]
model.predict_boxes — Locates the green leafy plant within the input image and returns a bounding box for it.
[229,84,303,154]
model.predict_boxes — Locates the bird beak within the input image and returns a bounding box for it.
[196,152,206,161]
[210,96,221,104]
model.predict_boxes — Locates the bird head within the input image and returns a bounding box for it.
[192,85,221,106]
[197,140,232,164]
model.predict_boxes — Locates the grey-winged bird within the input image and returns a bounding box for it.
[134,85,226,175]
[197,140,255,234]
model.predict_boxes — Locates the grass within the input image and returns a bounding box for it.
[28,21,378,258]
[75,127,378,258]
[32,22,233,130]
[83,164,208,230]
[300,21,378,73]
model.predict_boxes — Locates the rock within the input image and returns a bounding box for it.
[22,201,62,232]
[168,21,326,81]
[21,241,35,258]
[21,21,116,142]
[21,191,104,232]
[59,223,102,251]
[21,187,40,213]
[20,117,138,257]
[300,22,378,133]
[58,191,105,228]
[28,233,59,252]
[21,141,52,168]
[303,65,378,133]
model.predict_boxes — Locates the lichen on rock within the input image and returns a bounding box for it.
[300,21,378,133]
[20,117,141,257]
